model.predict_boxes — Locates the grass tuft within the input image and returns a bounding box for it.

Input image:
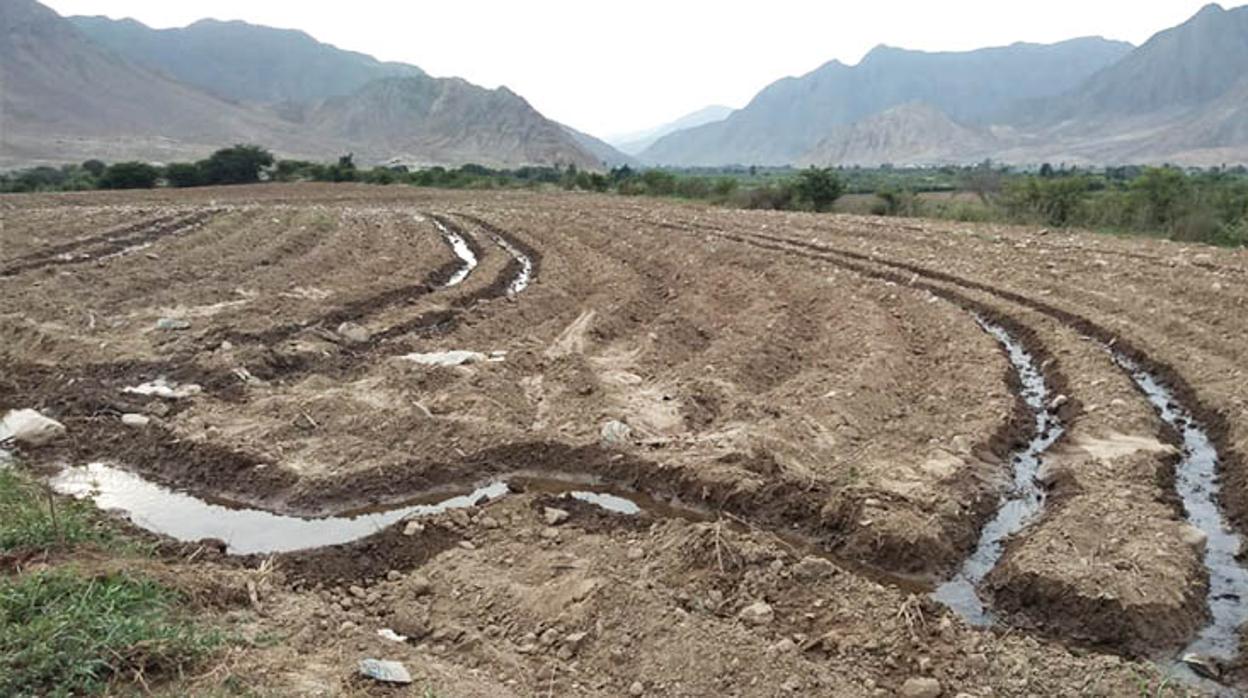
[0,569,221,697]
[0,467,115,555]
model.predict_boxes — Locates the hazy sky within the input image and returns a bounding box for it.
[42,0,1228,138]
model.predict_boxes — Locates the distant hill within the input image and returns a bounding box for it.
[610,105,734,156]
[562,127,642,169]
[3,1,610,169]
[0,0,321,166]
[69,16,426,105]
[641,37,1133,166]
[800,103,996,167]
[304,77,601,169]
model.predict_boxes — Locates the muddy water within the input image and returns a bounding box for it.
[932,316,1065,625]
[491,235,533,295]
[49,464,657,555]
[433,218,477,287]
[1114,356,1248,679]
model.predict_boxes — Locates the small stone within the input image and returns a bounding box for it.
[563,631,589,652]
[386,570,402,582]
[600,419,633,448]
[539,628,560,646]
[408,574,433,597]
[358,659,412,685]
[544,507,570,526]
[403,521,425,536]
[792,555,837,582]
[629,681,645,696]
[339,620,358,633]
[540,527,560,540]
[627,546,645,561]
[481,516,500,529]
[1049,394,1069,411]
[1180,524,1208,550]
[900,677,942,698]
[458,540,476,550]
[336,322,370,344]
[769,638,796,653]
[120,413,151,428]
[738,601,775,626]
[349,585,366,599]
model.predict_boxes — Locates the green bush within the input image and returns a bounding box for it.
[197,144,274,185]
[163,162,204,188]
[795,167,845,212]
[0,570,220,696]
[97,162,159,190]
[1003,176,1091,227]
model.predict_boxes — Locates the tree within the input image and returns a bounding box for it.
[1130,167,1189,229]
[199,144,274,185]
[81,160,106,178]
[163,163,204,188]
[98,162,159,190]
[795,167,844,212]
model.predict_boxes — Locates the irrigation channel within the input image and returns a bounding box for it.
[431,216,477,287]
[931,315,1065,624]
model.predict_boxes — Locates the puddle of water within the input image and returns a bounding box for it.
[432,219,477,287]
[932,316,1065,625]
[1115,355,1248,669]
[48,465,658,555]
[51,463,510,555]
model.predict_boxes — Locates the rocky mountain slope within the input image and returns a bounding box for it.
[4,0,616,169]
[642,38,1133,166]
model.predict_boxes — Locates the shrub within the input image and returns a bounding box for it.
[98,162,159,189]
[163,162,204,188]
[81,160,106,178]
[795,167,845,212]
[198,144,275,185]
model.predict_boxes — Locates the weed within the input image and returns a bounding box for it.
[0,468,116,556]
[0,569,221,696]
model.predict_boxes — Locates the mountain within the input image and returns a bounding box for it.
[69,16,425,105]
[3,1,607,169]
[303,77,601,169]
[1032,4,1248,121]
[799,103,996,167]
[610,105,734,156]
[0,0,320,166]
[641,37,1133,166]
[561,127,642,169]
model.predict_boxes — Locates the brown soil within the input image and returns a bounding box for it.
[4,183,1244,695]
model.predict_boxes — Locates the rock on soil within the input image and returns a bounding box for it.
[600,419,633,448]
[120,413,151,428]
[900,677,943,698]
[0,409,66,446]
[336,322,370,343]
[544,507,570,525]
[738,601,775,626]
[358,658,412,684]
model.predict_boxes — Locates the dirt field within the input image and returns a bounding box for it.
[3,183,1247,696]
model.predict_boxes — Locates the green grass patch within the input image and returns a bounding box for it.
[0,569,221,697]
[0,467,121,556]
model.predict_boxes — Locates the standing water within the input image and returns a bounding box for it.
[1114,355,1248,681]
[432,218,478,287]
[932,316,1065,625]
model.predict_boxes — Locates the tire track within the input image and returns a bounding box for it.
[0,211,220,277]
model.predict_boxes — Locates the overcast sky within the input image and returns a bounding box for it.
[42,0,1227,138]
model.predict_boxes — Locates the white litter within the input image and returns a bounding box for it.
[401,350,488,367]
[123,378,202,400]
[377,628,408,643]
[0,409,66,447]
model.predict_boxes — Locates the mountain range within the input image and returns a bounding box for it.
[1,0,616,169]
[3,0,1248,169]
[644,3,1248,167]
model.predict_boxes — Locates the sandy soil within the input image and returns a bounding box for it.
[4,183,1246,696]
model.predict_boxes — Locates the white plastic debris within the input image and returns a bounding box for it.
[400,350,488,367]
[0,409,66,447]
[123,378,202,400]
[377,628,408,643]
